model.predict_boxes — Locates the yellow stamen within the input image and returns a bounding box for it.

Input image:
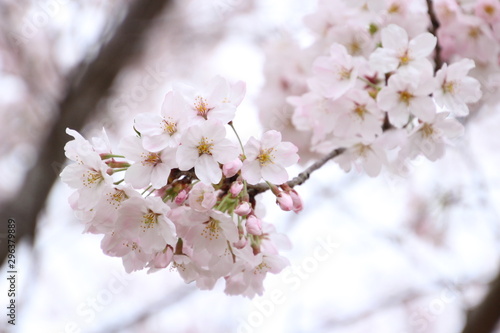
[398,90,414,105]
[258,148,275,166]
[197,137,214,155]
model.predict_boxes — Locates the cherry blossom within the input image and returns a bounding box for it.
[377,72,436,127]
[134,90,189,151]
[434,58,482,117]
[176,120,239,184]
[308,43,359,100]
[241,130,299,185]
[119,135,177,189]
[369,24,436,75]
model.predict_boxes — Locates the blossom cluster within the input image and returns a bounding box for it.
[60,77,300,298]
[259,0,485,176]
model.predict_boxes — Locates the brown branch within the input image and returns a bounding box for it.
[0,0,173,265]
[248,148,345,196]
[426,0,443,71]
[461,269,500,333]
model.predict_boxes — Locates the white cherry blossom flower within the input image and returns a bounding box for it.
[241,130,299,185]
[134,90,190,151]
[369,24,436,75]
[377,72,436,127]
[119,135,177,189]
[434,58,482,117]
[176,120,239,184]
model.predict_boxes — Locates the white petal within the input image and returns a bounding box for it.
[195,154,221,184]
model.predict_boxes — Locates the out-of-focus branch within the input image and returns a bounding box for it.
[0,0,173,266]
[248,148,345,196]
[426,0,443,71]
[461,270,500,333]
[98,284,196,333]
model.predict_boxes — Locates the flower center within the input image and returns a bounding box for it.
[106,189,127,209]
[420,123,434,137]
[83,169,104,188]
[163,119,177,135]
[142,210,159,231]
[254,261,271,275]
[484,4,495,16]
[443,81,456,95]
[353,104,367,119]
[337,66,353,80]
[399,50,411,65]
[398,90,414,105]
[201,218,221,241]
[194,96,213,119]
[142,152,161,166]
[468,26,480,39]
[197,137,214,155]
[388,3,400,14]
[258,148,275,166]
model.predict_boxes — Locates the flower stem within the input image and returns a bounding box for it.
[229,121,246,158]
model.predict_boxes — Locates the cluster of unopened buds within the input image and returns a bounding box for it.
[60,77,301,297]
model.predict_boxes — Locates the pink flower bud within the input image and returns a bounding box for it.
[289,190,303,213]
[246,215,263,235]
[230,180,244,197]
[276,192,293,211]
[233,237,248,249]
[234,202,252,216]
[175,189,188,205]
[223,158,243,178]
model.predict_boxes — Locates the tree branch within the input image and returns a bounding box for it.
[0,0,172,266]
[248,148,345,196]
[426,0,443,71]
[461,269,500,333]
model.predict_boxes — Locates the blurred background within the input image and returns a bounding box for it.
[0,0,500,332]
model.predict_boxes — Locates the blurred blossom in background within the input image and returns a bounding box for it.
[0,0,500,332]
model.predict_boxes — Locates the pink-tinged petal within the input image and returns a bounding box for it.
[241,160,262,185]
[362,150,382,177]
[369,48,399,73]
[134,113,163,136]
[409,96,436,122]
[381,24,409,50]
[182,125,202,146]
[447,58,475,79]
[176,145,198,170]
[60,164,87,188]
[206,104,236,124]
[125,163,152,189]
[460,77,482,103]
[207,76,229,105]
[195,154,221,184]
[261,130,282,149]
[388,105,410,128]
[142,134,172,152]
[243,137,261,160]
[150,163,171,188]
[376,87,399,111]
[119,136,144,162]
[261,163,288,185]
[229,81,246,106]
[409,32,437,58]
[160,147,178,169]
[203,120,226,142]
[274,142,299,166]
[439,118,465,138]
[212,139,238,164]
